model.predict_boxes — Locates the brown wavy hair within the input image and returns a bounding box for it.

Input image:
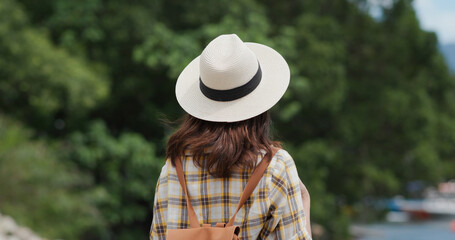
[166,111,281,178]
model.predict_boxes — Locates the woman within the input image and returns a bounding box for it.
[150,34,311,240]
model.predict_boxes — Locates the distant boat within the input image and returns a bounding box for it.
[388,197,455,216]
[386,181,455,220]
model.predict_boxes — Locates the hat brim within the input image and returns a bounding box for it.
[175,42,290,122]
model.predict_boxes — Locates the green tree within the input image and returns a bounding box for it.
[0,0,109,134]
[0,116,107,239]
[64,121,163,240]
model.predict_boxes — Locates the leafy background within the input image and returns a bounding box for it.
[1,0,454,239]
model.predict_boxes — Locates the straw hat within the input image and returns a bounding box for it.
[175,34,290,122]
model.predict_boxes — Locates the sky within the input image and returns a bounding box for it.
[413,0,455,45]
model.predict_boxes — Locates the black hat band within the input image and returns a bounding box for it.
[199,63,262,102]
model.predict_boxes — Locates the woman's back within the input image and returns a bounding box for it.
[150,33,311,239]
[150,149,311,240]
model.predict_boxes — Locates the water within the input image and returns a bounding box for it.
[355,219,455,240]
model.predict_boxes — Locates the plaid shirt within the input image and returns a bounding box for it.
[150,149,311,240]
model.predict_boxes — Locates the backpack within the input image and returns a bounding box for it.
[167,151,274,240]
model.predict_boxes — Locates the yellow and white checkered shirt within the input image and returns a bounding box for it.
[150,149,311,240]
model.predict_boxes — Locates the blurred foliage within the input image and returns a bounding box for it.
[0,0,455,239]
[63,121,162,240]
[0,116,107,239]
[0,0,109,134]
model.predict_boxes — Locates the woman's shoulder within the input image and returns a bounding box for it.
[271,148,295,166]
[263,148,301,201]
[268,148,297,176]
[273,148,292,160]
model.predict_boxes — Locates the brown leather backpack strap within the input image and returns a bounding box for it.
[174,159,200,228]
[226,148,278,226]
